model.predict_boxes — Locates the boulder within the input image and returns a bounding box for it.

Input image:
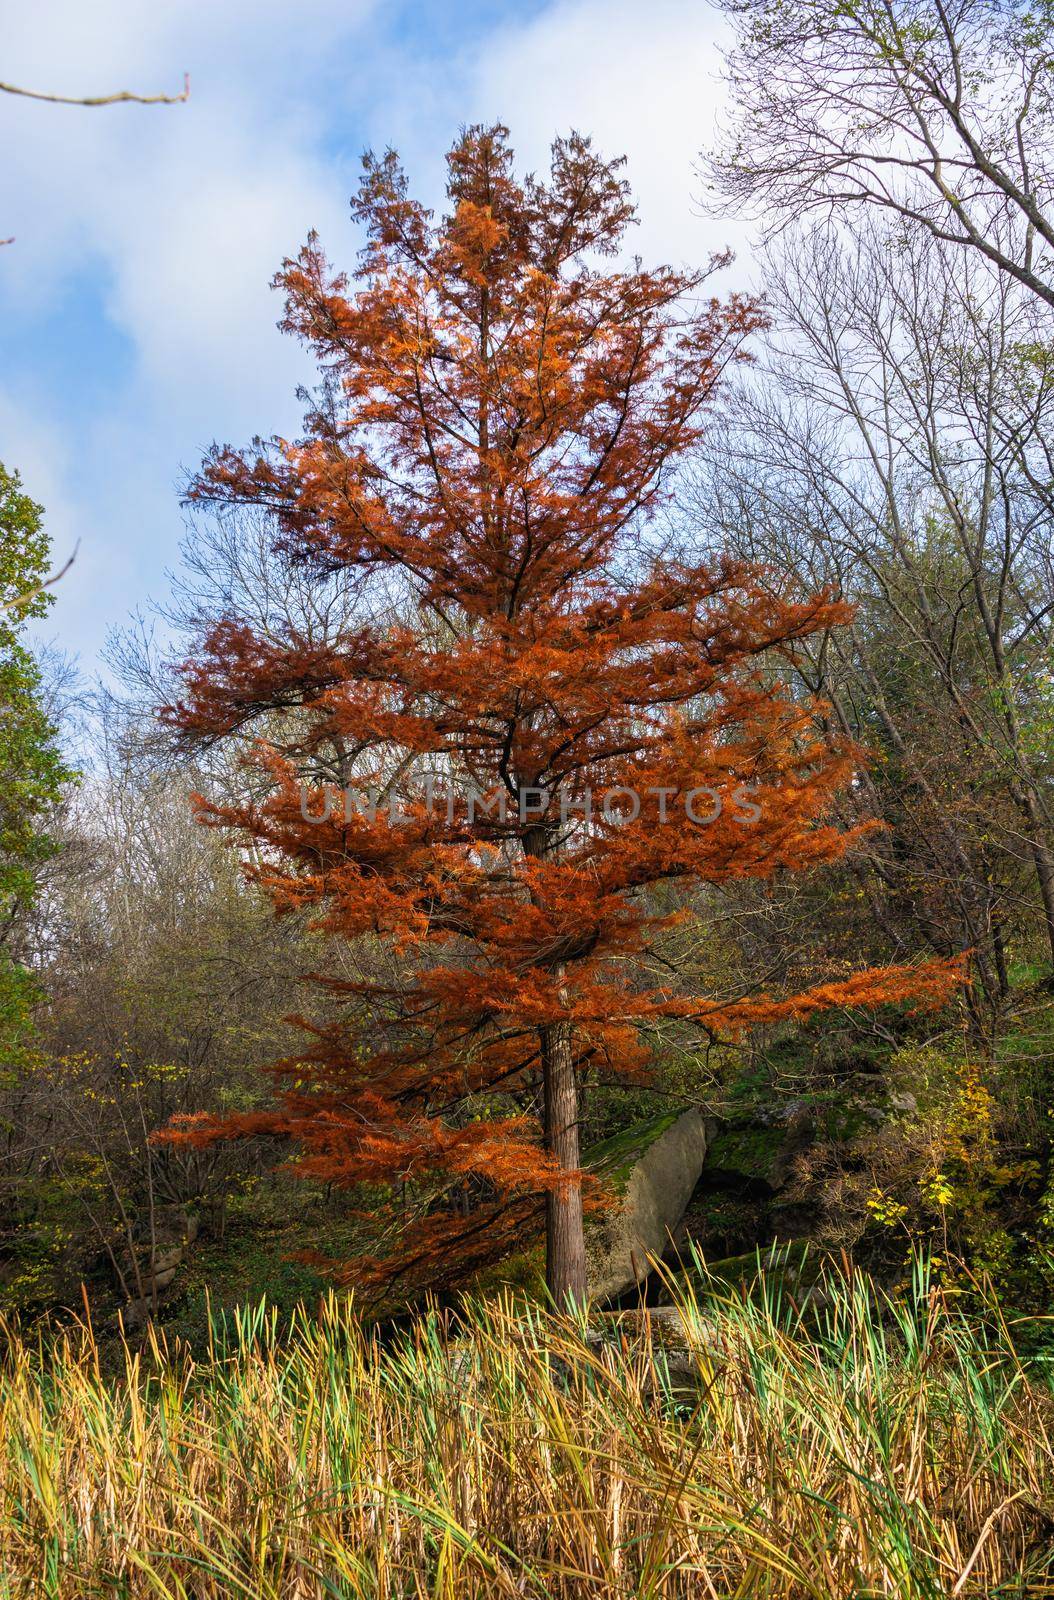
[585,1109,709,1303]
[587,1304,725,1397]
[119,1209,200,1327]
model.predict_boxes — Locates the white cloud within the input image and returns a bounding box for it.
[363,0,751,273]
[1,0,753,667]
[0,393,77,560]
[467,0,741,269]
[1,0,378,660]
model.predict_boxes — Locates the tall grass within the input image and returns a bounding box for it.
[0,1260,1051,1597]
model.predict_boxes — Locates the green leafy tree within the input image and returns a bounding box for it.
[0,464,72,1052]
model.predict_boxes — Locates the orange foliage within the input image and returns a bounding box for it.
[159,126,962,1298]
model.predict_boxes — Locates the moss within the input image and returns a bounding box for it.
[468,1237,547,1299]
[682,1240,822,1296]
[585,1109,684,1192]
[706,1125,786,1175]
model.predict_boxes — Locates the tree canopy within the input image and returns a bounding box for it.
[0,464,72,1052]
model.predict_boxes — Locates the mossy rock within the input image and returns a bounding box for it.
[706,1124,787,1177]
[586,1108,710,1303]
[679,1240,830,1302]
[467,1236,546,1298]
[586,1110,685,1191]
[466,1108,709,1303]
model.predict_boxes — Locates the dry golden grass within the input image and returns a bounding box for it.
[0,1260,1052,1597]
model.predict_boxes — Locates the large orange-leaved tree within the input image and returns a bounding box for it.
[162,125,961,1306]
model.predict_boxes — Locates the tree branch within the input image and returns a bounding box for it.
[0,74,189,107]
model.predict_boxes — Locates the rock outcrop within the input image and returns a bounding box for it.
[120,1209,199,1328]
[585,1109,710,1303]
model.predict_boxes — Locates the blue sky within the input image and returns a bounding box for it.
[1,0,746,671]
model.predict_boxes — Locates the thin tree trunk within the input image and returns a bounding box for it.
[540,1015,587,1309]
[523,818,589,1308]
[992,911,1010,1002]
[1018,789,1054,973]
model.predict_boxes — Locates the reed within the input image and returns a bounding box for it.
[0,1258,1051,1597]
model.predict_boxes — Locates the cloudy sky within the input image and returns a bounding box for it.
[1,0,747,670]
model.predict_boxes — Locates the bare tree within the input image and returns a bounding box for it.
[0,689,314,1314]
[687,212,1054,992]
[705,0,1054,310]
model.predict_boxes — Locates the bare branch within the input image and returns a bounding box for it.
[2,541,79,615]
[0,74,190,107]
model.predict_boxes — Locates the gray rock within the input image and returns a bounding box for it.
[586,1305,726,1397]
[119,1209,201,1327]
[586,1109,709,1303]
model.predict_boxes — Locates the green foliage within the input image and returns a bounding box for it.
[0,955,43,1061]
[0,463,73,1057]
[163,1182,344,1344]
[844,1035,1049,1298]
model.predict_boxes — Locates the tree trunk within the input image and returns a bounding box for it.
[541,1016,587,1309]
[992,912,1010,1002]
[1023,817,1054,976]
